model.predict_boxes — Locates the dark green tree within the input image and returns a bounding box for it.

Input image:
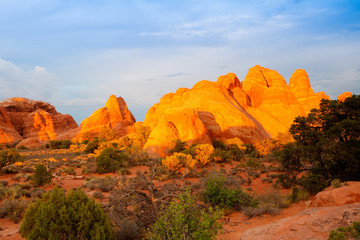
[20,187,113,240]
[286,95,360,185]
[31,164,52,186]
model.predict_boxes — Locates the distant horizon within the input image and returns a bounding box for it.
[0,1,359,124]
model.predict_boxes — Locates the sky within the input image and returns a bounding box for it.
[0,0,359,124]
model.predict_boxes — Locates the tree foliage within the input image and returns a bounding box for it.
[0,149,22,170]
[31,164,52,186]
[288,95,360,181]
[96,147,128,174]
[20,187,113,240]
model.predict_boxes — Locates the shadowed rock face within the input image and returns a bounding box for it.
[143,65,331,157]
[56,95,137,142]
[0,97,78,147]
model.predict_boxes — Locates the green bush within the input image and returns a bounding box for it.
[96,148,128,174]
[146,189,222,240]
[48,140,72,149]
[299,173,328,194]
[328,221,360,240]
[31,164,52,186]
[202,171,256,210]
[83,176,117,192]
[169,139,187,154]
[0,149,22,170]
[84,138,100,153]
[20,187,113,240]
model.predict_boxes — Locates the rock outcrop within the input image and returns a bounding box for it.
[241,203,360,240]
[338,92,352,101]
[143,65,329,156]
[57,95,136,142]
[310,182,360,207]
[0,97,78,147]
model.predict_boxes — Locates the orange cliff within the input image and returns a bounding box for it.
[0,97,78,147]
[57,95,137,142]
[143,65,330,157]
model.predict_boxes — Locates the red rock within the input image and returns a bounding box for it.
[144,106,211,157]
[338,92,352,101]
[241,203,360,240]
[58,95,136,142]
[289,69,330,112]
[0,97,77,147]
[0,106,23,145]
[310,182,360,207]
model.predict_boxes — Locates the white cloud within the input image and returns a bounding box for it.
[0,58,59,101]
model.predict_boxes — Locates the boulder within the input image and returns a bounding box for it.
[310,182,360,207]
[241,203,360,240]
[0,97,77,147]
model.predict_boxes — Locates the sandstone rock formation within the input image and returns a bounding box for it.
[57,95,136,142]
[338,92,352,101]
[0,97,78,147]
[310,182,360,207]
[289,69,330,112]
[143,65,329,157]
[241,203,360,240]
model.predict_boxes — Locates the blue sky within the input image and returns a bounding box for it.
[0,0,359,123]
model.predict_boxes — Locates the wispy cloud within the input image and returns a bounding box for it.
[0,58,59,101]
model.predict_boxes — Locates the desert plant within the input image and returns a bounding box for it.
[202,171,256,210]
[0,199,28,223]
[83,176,117,192]
[146,189,222,240]
[20,187,113,240]
[328,221,360,240]
[31,164,52,186]
[96,147,128,174]
[169,139,187,154]
[0,149,22,171]
[299,173,328,194]
[84,137,100,154]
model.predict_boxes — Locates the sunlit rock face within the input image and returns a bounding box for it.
[337,91,352,101]
[289,69,330,112]
[143,65,330,157]
[0,97,78,147]
[57,95,137,142]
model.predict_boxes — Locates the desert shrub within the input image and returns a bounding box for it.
[202,171,256,210]
[48,140,72,149]
[96,147,128,174]
[243,190,288,218]
[83,176,117,192]
[289,187,310,203]
[162,152,195,172]
[0,149,22,171]
[94,141,117,156]
[114,219,141,240]
[125,146,150,166]
[133,125,151,148]
[0,199,28,223]
[84,137,100,154]
[0,180,9,187]
[194,144,214,166]
[20,187,113,240]
[212,148,232,162]
[331,179,342,188]
[169,139,187,154]
[29,188,46,199]
[146,189,222,240]
[17,145,28,150]
[245,158,264,169]
[328,221,360,240]
[212,139,226,150]
[31,164,52,186]
[98,127,118,141]
[299,173,328,194]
